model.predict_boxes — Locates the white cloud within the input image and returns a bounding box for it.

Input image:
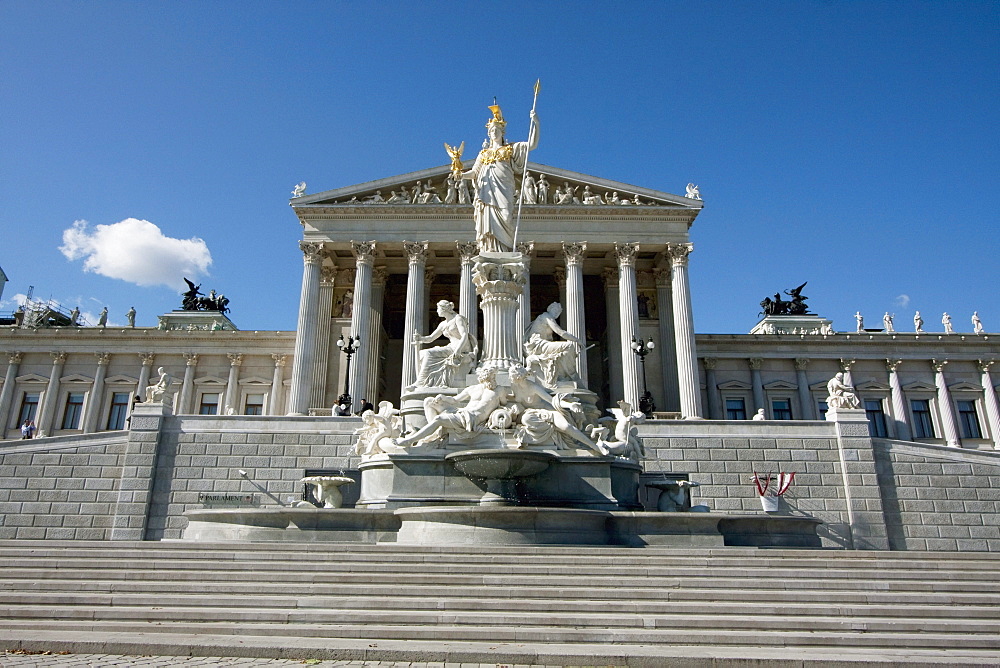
[59,218,212,290]
[895,294,911,308]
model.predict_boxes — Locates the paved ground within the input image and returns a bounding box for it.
[0,653,579,668]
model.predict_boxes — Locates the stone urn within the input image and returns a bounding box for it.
[300,476,355,509]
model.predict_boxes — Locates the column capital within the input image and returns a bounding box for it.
[272,353,287,367]
[138,353,155,366]
[553,266,566,289]
[601,266,619,289]
[184,353,199,366]
[562,242,587,266]
[372,266,389,286]
[931,359,948,373]
[403,241,430,264]
[978,359,996,373]
[748,357,763,370]
[794,357,810,371]
[614,242,639,268]
[886,358,903,372]
[51,352,67,364]
[653,267,672,288]
[299,241,324,265]
[7,352,22,365]
[666,242,694,267]
[352,241,377,265]
[320,266,338,285]
[840,358,855,372]
[95,352,111,365]
[228,353,244,367]
[702,357,717,370]
[456,241,479,262]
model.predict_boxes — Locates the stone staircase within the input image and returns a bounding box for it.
[0,540,998,666]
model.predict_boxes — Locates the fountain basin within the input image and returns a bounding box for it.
[446,448,556,505]
[300,475,355,508]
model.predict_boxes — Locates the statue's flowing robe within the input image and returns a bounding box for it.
[469,141,530,252]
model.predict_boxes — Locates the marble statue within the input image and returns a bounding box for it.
[340,290,354,318]
[353,402,406,457]
[410,300,476,389]
[883,312,894,332]
[508,364,598,452]
[523,302,582,386]
[411,182,423,204]
[942,312,954,334]
[144,367,174,403]
[582,186,603,205]
[364,190,385,203]
[973,311,984,335]
[291,182,306,198]
[457,176,470,204]
[419,181,442,204]
[386,190,406,204]
[395,367,505,448]
[457,103,539,253]
[536,173,549,204]
[521,172,537,204]
[820,322,834,335]
[97,307,108,327]
[555,182,577,204]
[914,311,925,333]
[591,400,646,460]
[69,307,79,326]
[752,408,766,421]
[444,175,458,204]
[826,372,860,409]
[686,183,702,200]
[855,312,864,332]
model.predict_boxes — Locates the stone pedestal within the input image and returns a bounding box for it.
[157,310,238,331]
[750,315,833,335]
[473,252,526,371]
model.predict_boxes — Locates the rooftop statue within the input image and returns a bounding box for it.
[759,282,811,316]
[686,183,702,200]
[181,278,230,314]
[291,182,306,198]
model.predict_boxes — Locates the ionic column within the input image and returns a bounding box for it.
[401,242,429,389]
[457,242,480,344]
[515,241,534,353]
[179,353,198,415]
[932,359,961,447]
[0,353,22,439]
[37,352,66,437]
[668,243,702,418]
[602,267,624,403]
[224,353,243,414]
[615,242,641,410]
[287,241,324,414]
[840,359,856,389]
[348,241,377,409]
[269,354,287,415]
[562,242,588,384]
[795,358,816,419]
[365,267,388,406]
[886,359,912,441]
[749,358,765,413]
[310,264,337,409]
[978,360,1000,449]
[136,353,155,401]
[703,357,721,419]
[653,268,680,412]
[82,352,110,433]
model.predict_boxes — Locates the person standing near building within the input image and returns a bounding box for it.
[20,419,34,439]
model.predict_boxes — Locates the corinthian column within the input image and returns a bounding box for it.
[457,242,480,344]
[886,359,911,441]
[136,353,155,401]
[310,263,337,409]
[287,241,324,414]
[37,352,67,437]
[653,268,679,412]
[365,267,388,405]
[179,353,198,415]
[615,243,641,410]
[82,352,110,433]
[933,360,961,447]
[401,242,429,389]
[269,354,287,415]
[602,267,624,403]
[668,242,702,418]
[348,241,376,408]
[562,242,588,384]
[795,358,815,419]
[224,353,243,414]
[515,241,534,353]
[978,360,1000,450]
[0,353,21,439]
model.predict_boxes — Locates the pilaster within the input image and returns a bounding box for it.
[180,353,199,415]
[225,353,243,414]
[269,354,286,415]
[932,360,961,447]
[886,359,912,441]
[136,353,155,403]
[37,352,67,437]
[82,352,110,433]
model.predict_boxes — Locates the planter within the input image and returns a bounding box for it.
[759,495,780,512]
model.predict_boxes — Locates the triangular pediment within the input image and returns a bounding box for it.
[948,381,983,392]
[856,380,891,392]
[292,162,702,209]
[105,375,138,384]
[717,380,751,390]
[763,380,798,390]
[903,381,937,392]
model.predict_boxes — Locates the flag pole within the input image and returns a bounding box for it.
[512,79,540,250]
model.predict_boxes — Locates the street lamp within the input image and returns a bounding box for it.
[631,335,656,417]
[336,333,361,411]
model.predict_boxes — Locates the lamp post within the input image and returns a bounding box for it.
[631,335,656,417]
[336,334,361,411]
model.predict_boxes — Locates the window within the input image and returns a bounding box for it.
[771,398,793,420]
[107,392,130,430]
[244,393,264,416]
[911,399,935,439]
[817,400,828,420]
[725,398,747,421]
[61,392,85,429]
[198,392,220,415]
[865,399,888,438]
[957,400,982,439]
[17,392,40,425]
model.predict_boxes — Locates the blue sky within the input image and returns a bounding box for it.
[1,1,997,335]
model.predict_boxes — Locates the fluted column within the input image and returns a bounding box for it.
[348,241,376,409]
[515,242,534,354]
[37,352,67,437]
[287,241,324,414]
[136,353,155,401]
[224,353,243,414]
[179,353,198,415]
[474,255,525,370]
[457,242,479,344]
[82,352,110,433]
[978,360,1000,450]
[269,354,287,415]
[703,357,720,419]
[653,268,679,412]
[562,242,588,384]
[840,359,856,389]
[310,264,337,409]
[795,358,815,419]
[401,242,429,389]
[602,267,624,403]
[554,266,567,327]
[365,267,388,405]
[615,243,641,410]
[749,358,765,413]
[0,353,22,439]
[886,359,912,441]
[668,243,702,418]
[933,360,960,447]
